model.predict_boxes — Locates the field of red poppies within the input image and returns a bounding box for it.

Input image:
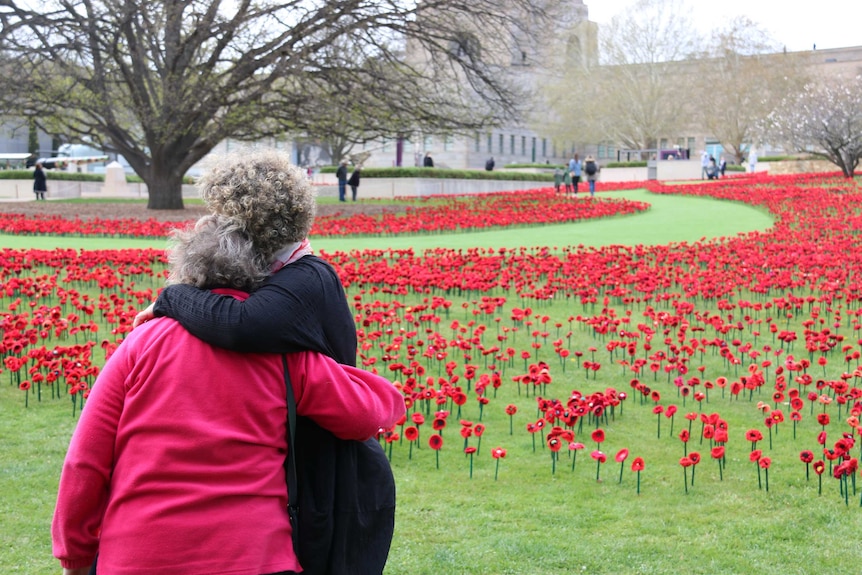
[3,172,862,574]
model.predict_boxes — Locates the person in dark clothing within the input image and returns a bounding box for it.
[335,160,349,202]
[485,157,495,171]
[33,162,47,200]
[347,166,361,201]
[133,150,397,575]
[423,152,434,167]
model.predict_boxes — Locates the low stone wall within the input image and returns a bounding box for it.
[0,180,198,201]
[316,177,552,199]
[764,159,837,175]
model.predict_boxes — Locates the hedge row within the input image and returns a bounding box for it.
[0,170,193,184]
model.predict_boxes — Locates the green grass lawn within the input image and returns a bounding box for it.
[7,190,858,575]
[0,190,774,252]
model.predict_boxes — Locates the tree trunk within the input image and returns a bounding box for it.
[145,169,186,210]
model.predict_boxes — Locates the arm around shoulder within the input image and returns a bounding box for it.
[290,352,406,440]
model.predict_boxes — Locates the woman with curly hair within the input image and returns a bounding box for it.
[53,214,405,575]
[136,150,353,361]
[133,150,398,575]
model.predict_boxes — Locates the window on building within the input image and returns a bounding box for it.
[542,138,547,157]
[687,137,695,152]
[531,137,536,160]
[443,134,453,151]
[521,136,526,156]
[487,133,493,154]
[497,134,503,154]
[475,132,481,153]
[510,135,515,155]
[660,138,668,150]
[424,135,432,149]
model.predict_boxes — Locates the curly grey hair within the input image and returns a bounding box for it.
[166,214,270,291]
[196,150,317,262]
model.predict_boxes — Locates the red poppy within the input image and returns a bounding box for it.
[473,423,485,437]
[428,434,443,450]
[590,450,607,463]
[432,417,447,430]
[459,426,473,439]
[652,405,664,415]
[817,431,827,445]
[505,404,518,415]
[688,452,701,465]
[758,457,772,469]
[631,457,645,471]
[411,413,425,425]
[679,456,693,468]
[569,442,585,452]
[745,429,763,442]
[816,413,830,426]
[679,429,690,443]
[615,448,629,463]
[711,446,725,460]
[404,426,419,441]
[591,428,605,443]
[799,450,814,463]
[491,447,507,459]
[749,449,762,462]
[547,436,562,452]
[464,446,477,455]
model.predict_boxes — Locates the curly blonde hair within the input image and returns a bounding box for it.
[167,214,270,291]
[196,150,317,261]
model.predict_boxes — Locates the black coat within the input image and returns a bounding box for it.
[335,164,348,182]
[33,167,47,192]
[348,169,360,187]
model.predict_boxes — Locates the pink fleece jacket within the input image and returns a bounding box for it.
[52,313,405,574]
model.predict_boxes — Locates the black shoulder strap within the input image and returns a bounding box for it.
[282,355,299,538]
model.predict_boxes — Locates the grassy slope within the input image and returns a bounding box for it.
[0,190,774,252]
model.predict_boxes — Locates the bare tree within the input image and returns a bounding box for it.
[693,17,808,164]
[0,0,551,209]
[762,75,862,178]
[545,0,701,156]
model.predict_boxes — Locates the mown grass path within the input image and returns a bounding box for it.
[0,189,774,251]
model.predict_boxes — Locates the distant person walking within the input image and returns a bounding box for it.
[563,167,572,194]
[348,165,361,201]
[423,152,434,167]
[748,148,758,174]
[719,156,727,177]
[33,162,47,200]
[553,167,563,194]
[569,153,582,194]
[700,150,710,180]
[335,159,349,202]
[584,155,598,197]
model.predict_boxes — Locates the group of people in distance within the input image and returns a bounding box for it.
[702,150,728,180]
[554,153,599,197]
[51,151,406,575]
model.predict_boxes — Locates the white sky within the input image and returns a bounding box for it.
[586,0,862,52]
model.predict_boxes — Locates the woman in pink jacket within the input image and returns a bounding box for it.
[51,215,406,575]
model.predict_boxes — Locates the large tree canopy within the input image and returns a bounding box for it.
[0,0,550,208]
